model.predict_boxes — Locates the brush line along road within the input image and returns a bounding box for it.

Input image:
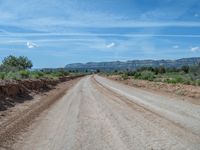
[14,75,200,150]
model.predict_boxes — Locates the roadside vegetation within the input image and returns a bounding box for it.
[0,55,80,80]
[104,64,200,86]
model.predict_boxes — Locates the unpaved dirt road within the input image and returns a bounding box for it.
[12,75,200,150]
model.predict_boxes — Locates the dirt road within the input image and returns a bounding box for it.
[12,75,200,150]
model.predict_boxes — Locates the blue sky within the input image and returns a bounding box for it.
[0,0,200,68]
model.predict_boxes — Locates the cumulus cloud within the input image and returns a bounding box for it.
[190,46,199,52]
[26,41,38,48]
[106,42,116,48]
[173,45,179,49]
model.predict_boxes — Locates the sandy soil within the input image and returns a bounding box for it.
[7,75,200,150]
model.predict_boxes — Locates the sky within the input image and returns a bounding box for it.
[0,0,200,68]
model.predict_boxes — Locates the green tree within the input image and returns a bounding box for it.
[181,65,189,73]
[158,66,166,74]
[96,69,100,73]
[2,55,33,70]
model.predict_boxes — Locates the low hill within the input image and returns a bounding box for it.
[65,57,200,72]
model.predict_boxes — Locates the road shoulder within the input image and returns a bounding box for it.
[0,77,81,149]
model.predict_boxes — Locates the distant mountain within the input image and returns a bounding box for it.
[65,57,200,72]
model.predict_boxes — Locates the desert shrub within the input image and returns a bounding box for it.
[134,72,142,79]
[134,71,155,81]
[30,73,40,79]
[0,72,6,80]
[121,73,129,80]
[158,66,166,74]
[29,71,45,79]
[51,72,64,77]
[36,71,45,77]
[164,78,178,84]
[141,71,155,81]
[181,65,189,73]
[196,80,200,86]
[164,75,184,84]
[126,71,135,76]
[19,70,30,79]
[58,70,69,76]
[4,72,20,80]
[96,69,100,73]
[166,67,179,73]
[36,72,48,79]
[175,76,184,83]
[41,69,69,78]
[0,64,19,72]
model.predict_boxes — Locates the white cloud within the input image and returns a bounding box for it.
[26,41,38,48]
[2,32,200,38]
[106,42,116,48]
[173,45,179,49]
[190,46,199,52]
[1,0,200,34]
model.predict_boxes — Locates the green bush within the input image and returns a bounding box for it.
[112,64,200,86]
[19,70,30,79]
[126,71,135,76]
[164,76,184,84]
[4,72,20,80]
[134,72,142,79]
[197,80,200,86]
[0,65,19,72]
[55,72,65,77]
[121,74,129,80]
[30,71,45,79]
[0,72,6,80]
[134,71,155,81]
[181,65,189,73]
[175,76,184,83]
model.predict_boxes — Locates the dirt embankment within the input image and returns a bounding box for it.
[0,77,81,148]
[0,75,84,111]
[108,75,200,103]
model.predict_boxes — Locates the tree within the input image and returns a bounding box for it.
[96,69,100,73]
[114,69,118,73]
[2,55,33,70]
[181,65,189,73]
[158,66,166,74]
